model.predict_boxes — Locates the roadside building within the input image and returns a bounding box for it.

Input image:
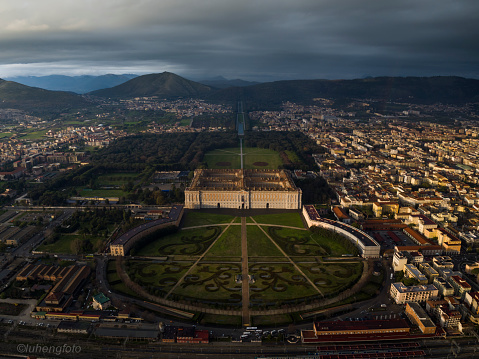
[418,263,439,283]
[57,321,91,335]
[432,256,454,271]
[301,319,411,343]
[390,282,438,304]
[448,275,472,299]
[404,264,428,285]
[433,277,455,297]
[405,302,436,334]
[437,305,461,329]
[92,293,111,310]
[392,251,408,272]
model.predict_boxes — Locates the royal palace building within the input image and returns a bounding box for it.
[185,169,302,210]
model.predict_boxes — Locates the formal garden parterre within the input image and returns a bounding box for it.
[110,210,369,323]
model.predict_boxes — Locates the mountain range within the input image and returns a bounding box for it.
[90,72,212,98]
[4,74,138,94]
[197,76,260,89]
[0,79,91,116]
[1,72,479,117]
[91,73,479,106]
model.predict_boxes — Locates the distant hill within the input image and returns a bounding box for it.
[4,74,138,94]
[198,76,260,89]
[206,76,479,107]
[0,79,92,116]
[90,72,212,99]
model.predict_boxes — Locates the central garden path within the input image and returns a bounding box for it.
[241,216,250,326]
[250,217,324,297]
[164,217,238,299]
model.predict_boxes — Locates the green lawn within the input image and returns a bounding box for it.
[299,261,363,296]
[126,260,191,297]
[253,314,291,326]
[172,263,242,301]
[106,261,120,283]
[136,226,223,256]
[110,281,142,299]
[97,173,138,186]
[265,226,328,256]
[19,130,49,140]
[285,150,301,164]
[179,118,191,127]
[0,133,12,138]
[182,211,235,227]
[247,225,282,257]
[249,264,319,302]
[206,225,242,257]
[309,230,358,256]
[251,212,305,228]
[201,314,241,326]
[108,210,366,317]
[78,188,128,198]
[204,147,282,169]
[36,234,104,254]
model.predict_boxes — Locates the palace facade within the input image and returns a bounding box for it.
[185,169,301,210]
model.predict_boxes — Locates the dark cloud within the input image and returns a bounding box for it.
[0,0,478,80]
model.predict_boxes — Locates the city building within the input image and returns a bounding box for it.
[437,305,461,328]
[404,264,428,284]
[35,265,91,313]
[301,319,411,343]
[405,302,436,334]
[448,275,472,299]
[433,277,455,297]
[392,251,408,272]
[390,282,438,304]
[432,256,454,271]
[92,293,111,310]
[418,263,439,283]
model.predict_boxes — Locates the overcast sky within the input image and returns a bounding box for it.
[0,0,478,81]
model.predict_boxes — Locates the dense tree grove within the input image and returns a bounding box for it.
[27,130,330,205]
[296,177,335,204]
[92,133,197,170]
[55,208,128,236]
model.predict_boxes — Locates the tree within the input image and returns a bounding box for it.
[70,238,83,255]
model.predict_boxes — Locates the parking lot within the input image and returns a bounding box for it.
[366,230,416,250]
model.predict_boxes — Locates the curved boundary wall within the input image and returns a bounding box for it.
[302,205,380,259]
[110,205,184,256]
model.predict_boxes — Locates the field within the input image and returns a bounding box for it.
[78,188,128,198]
[205,225,242,257]
[115,210,366,318]
[96,173,138,186]
[135,226,224,257]
[203,147,282,169]
[19,130,49,140]
[247,225,282,257]
[36,234,104,254]
[251,212,305,228]
[182,211,235,227]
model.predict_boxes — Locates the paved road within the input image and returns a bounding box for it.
[241,216,250,326]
